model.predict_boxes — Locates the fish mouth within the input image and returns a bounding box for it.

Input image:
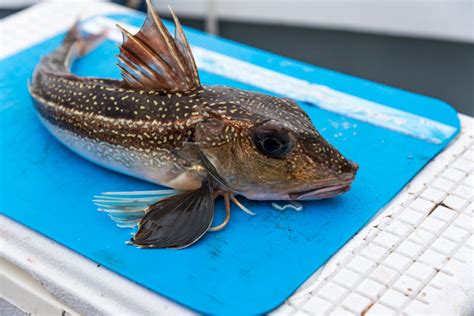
[289,180,353,200]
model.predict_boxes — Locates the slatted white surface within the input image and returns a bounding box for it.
[1,2,473,315]
[272,116,473,315]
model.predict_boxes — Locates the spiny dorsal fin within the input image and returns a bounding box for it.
[117,0,200,92]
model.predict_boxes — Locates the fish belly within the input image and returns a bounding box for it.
[39,117,202,190]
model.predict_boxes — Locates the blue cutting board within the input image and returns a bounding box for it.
[0,11,459,315]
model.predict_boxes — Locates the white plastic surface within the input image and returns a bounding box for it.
[272,116,473,315]
[0,2,473,315]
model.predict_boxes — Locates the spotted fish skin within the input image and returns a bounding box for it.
[30,71,307,190]
[31,62,330,190]
[30,73,204,189]
[29,0,358,249]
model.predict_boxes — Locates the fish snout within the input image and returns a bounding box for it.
[292,160,358,200]
[335,160,358,183]
[350,160,359,172]
[346,160,359,177]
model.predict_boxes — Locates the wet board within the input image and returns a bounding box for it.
[0,12,460,315]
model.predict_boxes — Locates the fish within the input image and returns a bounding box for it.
[29,0,358,249]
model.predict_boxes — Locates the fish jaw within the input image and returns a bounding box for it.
[289,161,358,200]
[288,181,353,200]
[233,160,358,201]
[238,177,355,201]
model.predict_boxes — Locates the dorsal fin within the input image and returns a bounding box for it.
[117,0,200,92]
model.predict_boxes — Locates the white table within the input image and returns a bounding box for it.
[1,2,472,315]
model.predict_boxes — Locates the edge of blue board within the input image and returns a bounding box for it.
[0,11,460,315]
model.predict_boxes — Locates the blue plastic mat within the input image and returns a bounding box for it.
[0,12,459,315]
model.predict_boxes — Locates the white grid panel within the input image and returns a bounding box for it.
[1,2,472,315]
[272,116,473,315]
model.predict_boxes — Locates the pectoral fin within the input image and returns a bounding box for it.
[130,179,214,249]
[93,189,176,228]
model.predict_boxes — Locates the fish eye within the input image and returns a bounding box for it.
[252,123,293,158]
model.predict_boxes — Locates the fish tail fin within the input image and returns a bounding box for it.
[64,20,109,58]
[38,21,108,75]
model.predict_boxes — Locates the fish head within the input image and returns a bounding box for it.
[196,88,358,201]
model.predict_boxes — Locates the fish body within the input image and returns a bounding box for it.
[29,0,358,248]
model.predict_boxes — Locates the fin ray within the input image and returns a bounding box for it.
[131,179,215,249]
[94,189,176,228]
[117,0,200,92]
[169,6,200,87]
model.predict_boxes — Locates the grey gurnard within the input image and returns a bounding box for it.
[29,0,358,249]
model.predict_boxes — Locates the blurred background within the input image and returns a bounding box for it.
[2,0,473,115]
